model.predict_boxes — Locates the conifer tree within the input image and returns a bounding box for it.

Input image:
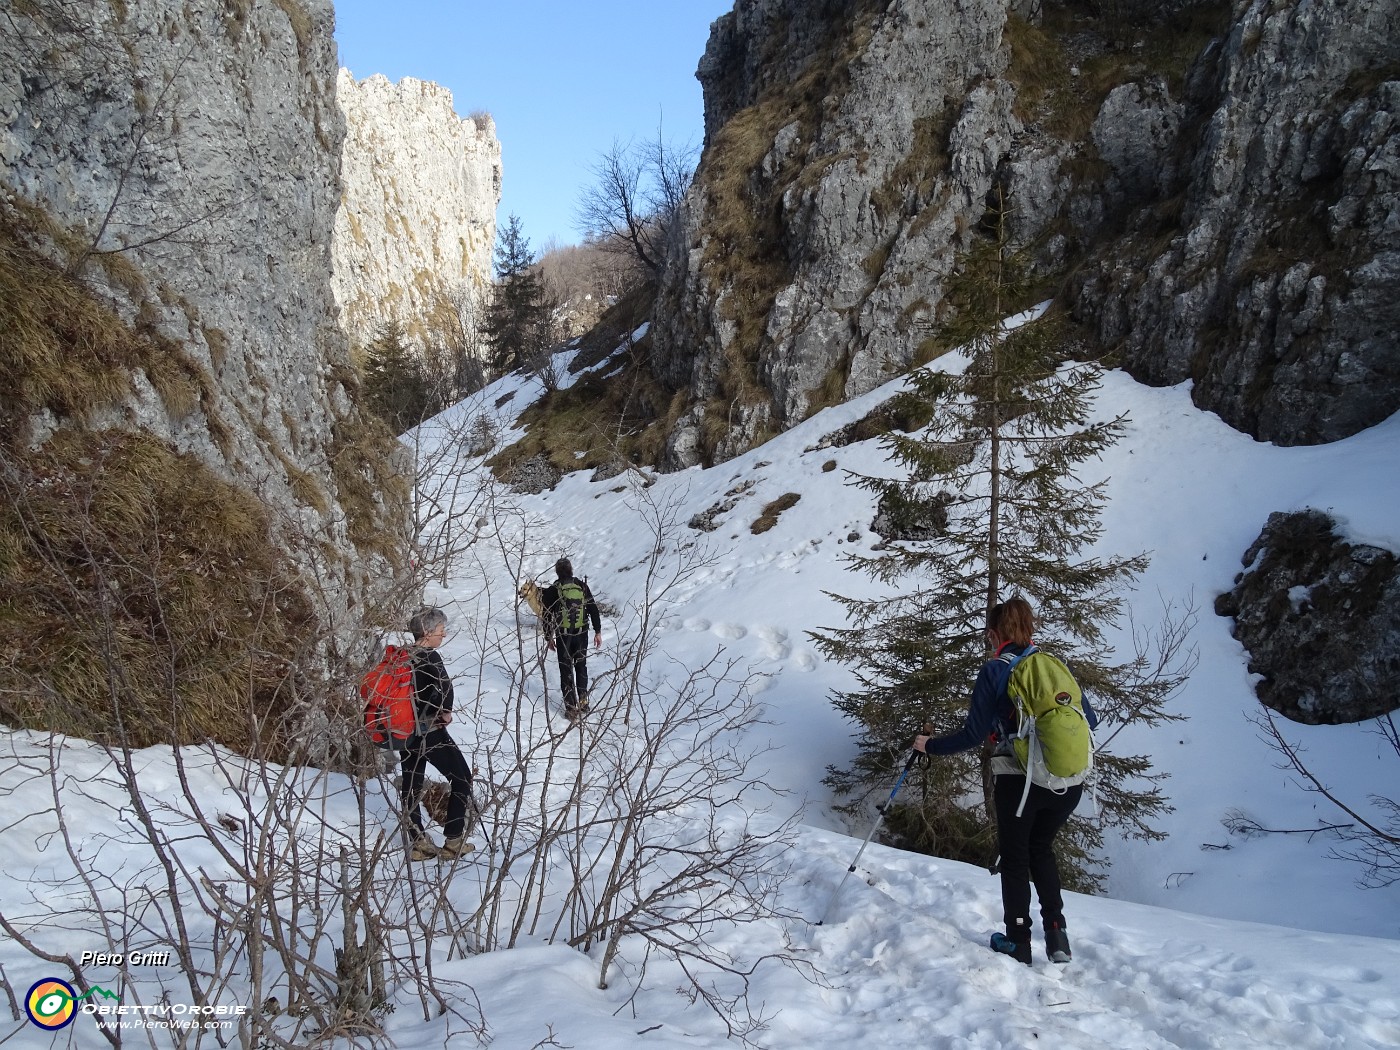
[483,214,555,375]
[813,189,1186,889]
[362,319,434,435]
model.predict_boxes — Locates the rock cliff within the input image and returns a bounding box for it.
[638,0,1399,730]
[654,0,1017,465]
[650,0,1399,466]
[0,0,404,747]
[1072,0,1400,446]
[332,71,501,348]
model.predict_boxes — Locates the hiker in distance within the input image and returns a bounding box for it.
[913,597,1097,966]
[401,607,476,861]
[541,557,602,718]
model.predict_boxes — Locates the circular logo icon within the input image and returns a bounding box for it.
[26,978,77,1030]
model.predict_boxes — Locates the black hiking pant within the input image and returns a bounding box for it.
[400,727,472,841]
[555,631,590,712]
[993,774,1083,938]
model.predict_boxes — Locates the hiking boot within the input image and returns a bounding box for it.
[439,836,475,859]
[408,837,441,862]
[990,932,1032,965]
[1045,922,1072,964]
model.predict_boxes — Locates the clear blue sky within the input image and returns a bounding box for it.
[333,0,735,256]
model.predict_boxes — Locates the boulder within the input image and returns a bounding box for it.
[1216,509,1400,724]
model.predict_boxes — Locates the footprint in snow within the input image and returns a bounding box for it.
[713,623,747,640]
[755,625,791,660]
[683,617,712,632]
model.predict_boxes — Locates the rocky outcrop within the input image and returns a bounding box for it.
[332,71,501,348]
[654,0,1016,467]
[1073,0,1400,446]
[0,0,400,650]
[1215,511,1400,725]
[648,0,1400,467]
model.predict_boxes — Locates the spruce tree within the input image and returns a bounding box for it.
[483,214,554,375]
[813,189,1184,890]
[362,320,434,435]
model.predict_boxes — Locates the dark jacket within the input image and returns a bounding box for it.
[541,576,601,637]
[924,642,1098,757]
[411,647,454,733]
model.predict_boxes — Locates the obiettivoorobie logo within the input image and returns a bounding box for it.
[25,978,119,1030]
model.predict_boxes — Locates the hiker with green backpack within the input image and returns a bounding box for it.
[541,557,602,718]
[913,597,1097,966]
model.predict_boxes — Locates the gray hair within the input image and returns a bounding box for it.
[407,607,447,641]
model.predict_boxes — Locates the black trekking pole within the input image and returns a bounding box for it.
[815,746,923,926]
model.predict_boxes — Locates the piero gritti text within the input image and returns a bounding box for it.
[80,950,173,967]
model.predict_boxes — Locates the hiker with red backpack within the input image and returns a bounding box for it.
[541,558,602,718]
[363,607,476,861]
[913,597,1097,966]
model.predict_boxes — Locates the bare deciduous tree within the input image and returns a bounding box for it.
[575,128,697,279]
[0,435,484,1046]
[1251,707,1400,888]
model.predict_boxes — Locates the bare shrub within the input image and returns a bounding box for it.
[416,472,810,1040]
[1252,708,1400,888]
[0,392,809,1048]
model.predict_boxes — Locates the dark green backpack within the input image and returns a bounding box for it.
[558,579,587,635]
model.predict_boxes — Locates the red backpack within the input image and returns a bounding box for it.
[361,645,418,749]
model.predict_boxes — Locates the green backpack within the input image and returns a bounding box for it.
[557,579,587,635]
[1003,646,1094,816]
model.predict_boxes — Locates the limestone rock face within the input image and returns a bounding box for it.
[0,0,397,640]
[649,0,1400,467]
[654,0,1016,467]
[1216,511,1400,725]
[332,71,501,348]
[1073,0,1400,446]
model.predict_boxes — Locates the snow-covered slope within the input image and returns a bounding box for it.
[417,336,1400,940]
[4,334,1398,1049]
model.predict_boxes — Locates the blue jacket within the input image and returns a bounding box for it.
[924,642,1098,756]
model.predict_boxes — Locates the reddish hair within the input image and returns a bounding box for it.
[988,597,1034,647]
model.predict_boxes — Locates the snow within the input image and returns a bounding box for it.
[3,338,1400,1048]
